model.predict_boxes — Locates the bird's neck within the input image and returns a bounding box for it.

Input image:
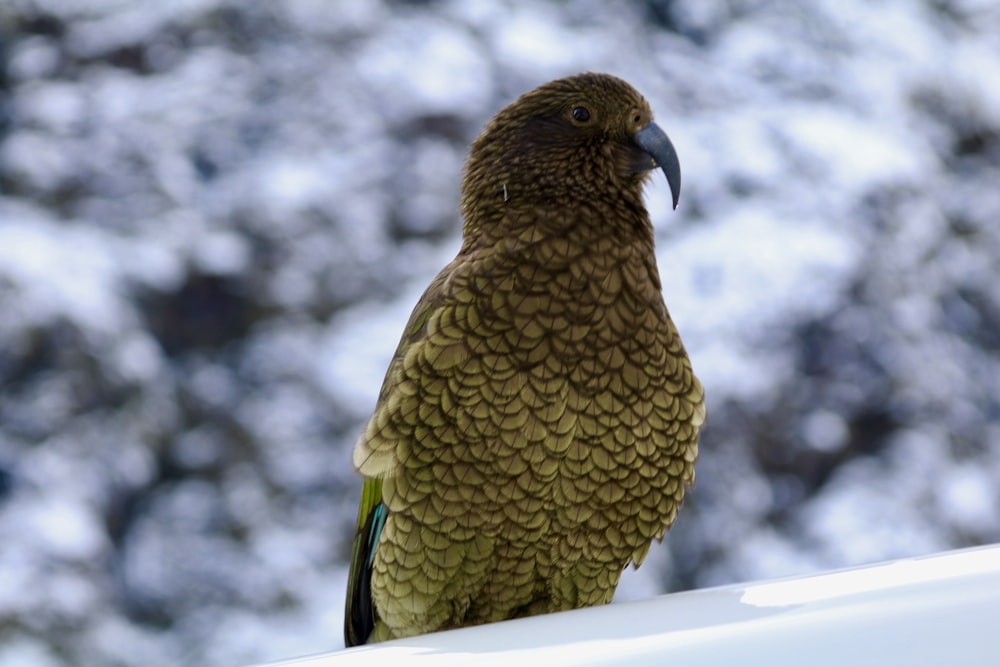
[456,205,661,306]
[460,167,650,238]
[464,195,655,258]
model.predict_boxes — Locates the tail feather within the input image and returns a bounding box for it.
[344,479,387,647]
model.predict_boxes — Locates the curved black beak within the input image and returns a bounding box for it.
[634,122,681,210]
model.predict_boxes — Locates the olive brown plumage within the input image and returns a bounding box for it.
[344,72,705,646]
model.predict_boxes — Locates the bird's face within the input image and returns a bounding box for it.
[462,73,681,213]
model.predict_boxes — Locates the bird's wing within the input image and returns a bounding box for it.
[343,266,455,646]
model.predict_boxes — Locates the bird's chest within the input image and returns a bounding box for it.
[447,246,685,542]
[471,244,664,371]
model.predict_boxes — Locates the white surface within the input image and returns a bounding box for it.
[256,544,1000,666]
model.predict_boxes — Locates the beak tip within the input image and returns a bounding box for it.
[634,122,682,212]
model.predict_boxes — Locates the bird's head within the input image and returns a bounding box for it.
[460,72,681,228]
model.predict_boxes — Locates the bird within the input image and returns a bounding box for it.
[343,72,705,647]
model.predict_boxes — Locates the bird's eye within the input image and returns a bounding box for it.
[571,106,591,123]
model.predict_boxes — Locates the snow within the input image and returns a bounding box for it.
[938,463,998,534]
[7,37,62,81]
[2,0,999,664]
[0,215,127,334]
[800,410,849,454]
[781,107,927,189]
[491,7,594,74]
[667,204,856,329]
[0,639,63,667]
[22,497,107,561]
[192,230,251,275]
[318,283,430,417]
[359,17,494,120]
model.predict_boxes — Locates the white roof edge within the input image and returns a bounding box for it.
[254,543,1000,666]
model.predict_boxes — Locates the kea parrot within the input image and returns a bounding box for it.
[344,72,705,646]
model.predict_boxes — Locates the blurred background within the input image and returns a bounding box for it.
[2,0,999,665]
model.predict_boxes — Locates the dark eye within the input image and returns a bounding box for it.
[571,106,591,123]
